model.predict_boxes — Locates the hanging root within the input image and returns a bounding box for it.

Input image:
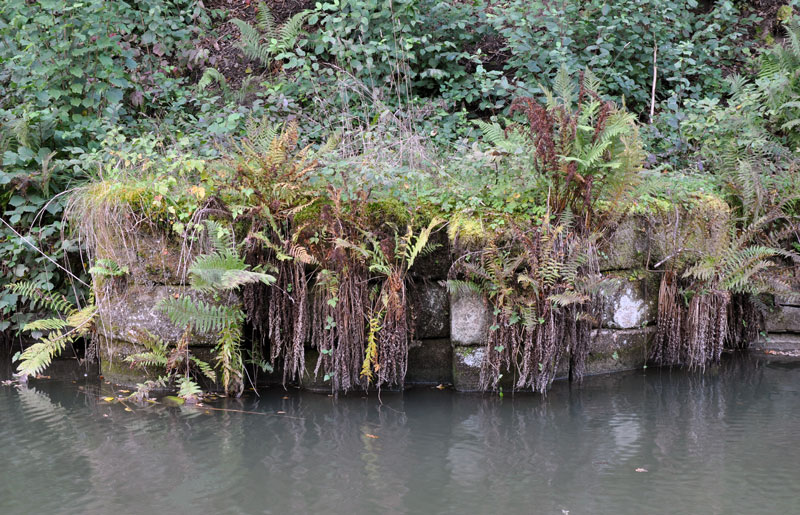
[683,290,729,369]
[373,271,410,389]
[651,271,682,366]
[651,271,731,370]
[726,293,764,350]
[311,263,369,393]
[267,259,308,383]
[243,220,310,384]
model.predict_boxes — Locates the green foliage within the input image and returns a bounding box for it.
[0,0,219,334]
[88,259,129,278]
[4,281,96,378]
[160,296,245,334]
[157,221,274,396]
[125,330,216,401]
[189,220,275,292]
[308,0,507,110]
[492,0,758,114]
[448,214,602,393]
[232,3,309,69]
[679,22,800,221]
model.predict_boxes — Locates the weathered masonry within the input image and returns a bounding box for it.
[93,216,799,391]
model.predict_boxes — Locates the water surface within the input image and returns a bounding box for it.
[1,355,799,514]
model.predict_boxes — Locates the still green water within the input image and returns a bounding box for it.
[1,355,799,515]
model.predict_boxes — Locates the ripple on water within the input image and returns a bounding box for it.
[2,358,800,515]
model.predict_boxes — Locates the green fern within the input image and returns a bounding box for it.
[5,281,75,315]
[13,303,96,378]
[15,331,69,377]
[197,67,228,92]
[125,329,217,396]
[157,221,274,396]
[189,253,274,292]
[177,375,203,400]
[158,296,245,334]
[232,3,309,68]
[88,258,129,278]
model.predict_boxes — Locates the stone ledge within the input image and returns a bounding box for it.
[598,216,649,271]
[586,327,654,376]
[765,305,800,333]
[96,228,188,285]
[754,333,800,351]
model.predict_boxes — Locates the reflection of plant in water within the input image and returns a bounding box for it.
[125,330,214,403]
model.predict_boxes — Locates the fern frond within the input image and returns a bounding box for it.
[360,311,383,383]
[189,253,274,291]
[216,322,244,396]
[177,376,203,400]
[125,351,169,368]
[23,318,69,332]
[255,1,276,36]
[197,67,227,92]
[405,218,443,270]
[548,291,590,307]
[15,330,71,377]
[88,258,129,278]
[5,281,75,315]
[445,279,485,296]
[204,220,237,257]
[278,10,310,51]
[232,18,272,64]
[190,356,217,382]
[553,64,575,109]
[65,305,97,332]
[158,296,245,334]
[476,120,507,146]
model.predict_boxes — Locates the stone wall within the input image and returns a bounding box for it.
[757,294,800,357]
[94,216,800,392]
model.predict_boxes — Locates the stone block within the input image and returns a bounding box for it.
[765,305,800,333]
[299,350,331,393]
[96,227,187,285]
[452,345,485,392]
[97,285,223,348]
[452,344,569,392]
[409,230,451,280]
[774,294,800,307]
[450,290,489,346]
[598,216,649,271]
[598,274,658,329]
[409,282,450,339]
[585,327,653,376]
[407,338,453,385]
[754,333,800,352]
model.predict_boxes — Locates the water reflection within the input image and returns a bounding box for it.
[1,355,798,515]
